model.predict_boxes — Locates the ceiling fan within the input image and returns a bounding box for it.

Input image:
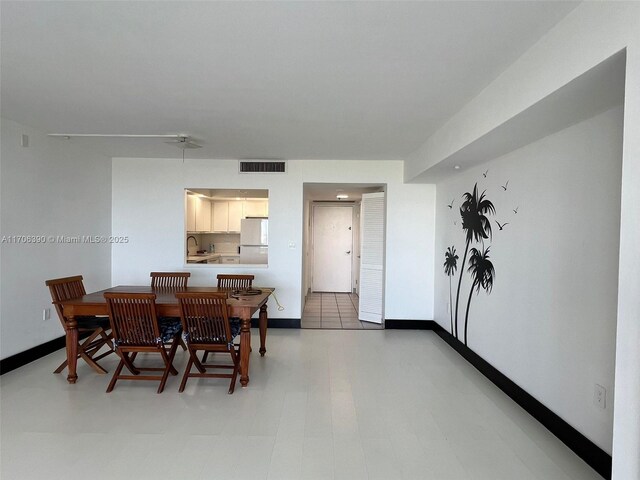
[47,133,202,149]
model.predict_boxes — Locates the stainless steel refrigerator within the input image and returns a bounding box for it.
[240,218,268,264]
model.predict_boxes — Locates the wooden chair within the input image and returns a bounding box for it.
[104,292,181,393]
[45,275,114,375]
[217,274,254,290]
[176,292,240,394]
[150,272,190,289]
[150,271,190,350]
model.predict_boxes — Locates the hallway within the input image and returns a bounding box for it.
[301,292,384,330]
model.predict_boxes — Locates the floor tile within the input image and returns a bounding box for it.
[0,330,604,480]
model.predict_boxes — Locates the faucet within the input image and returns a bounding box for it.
[186,235,198,255]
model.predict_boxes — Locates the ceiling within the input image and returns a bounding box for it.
[0,1,578,160]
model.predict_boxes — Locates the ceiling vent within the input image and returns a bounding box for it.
[239,160,287,174]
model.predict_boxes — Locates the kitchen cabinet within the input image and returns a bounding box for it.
[243,200,268,218]
[196,198,211,232]
[228,201,243,232]
[220,255,240,264]
[212,202,229,232]
[186,194,197,232]
[212,201,243,232]
[187,195,212,232]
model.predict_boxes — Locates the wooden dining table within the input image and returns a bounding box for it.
[58,286,273,387]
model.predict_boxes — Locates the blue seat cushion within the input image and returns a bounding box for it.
[158,317,182,343]
[229,319,241,339]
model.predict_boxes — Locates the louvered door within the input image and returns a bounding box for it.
[359,192,385,323]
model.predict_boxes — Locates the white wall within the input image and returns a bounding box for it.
[0,119,112,359]
[111,158,435,321]
[435,107,623,453]
[406,4,640,477]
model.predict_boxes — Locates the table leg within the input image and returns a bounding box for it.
[239,314,251,387]
[259,304,267,357]
[66,316,79,384]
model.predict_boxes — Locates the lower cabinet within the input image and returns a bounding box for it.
[220,256,240,264]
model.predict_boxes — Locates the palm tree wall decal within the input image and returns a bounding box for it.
[464,246,495,345]
[443,246,459,335]
[453,183,495,338]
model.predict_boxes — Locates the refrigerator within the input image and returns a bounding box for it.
[240,218,268,264]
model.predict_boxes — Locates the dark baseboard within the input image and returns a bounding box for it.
[1,335,67,375]
[385,319,437,330]
[431,324,611,480]
[250,318,300,329]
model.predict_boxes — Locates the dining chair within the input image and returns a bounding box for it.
[150,271,190,289]
[150,271,190,350]
[45,275,114,375]
[104,292,181,393]
[176,292,240,394]
[216,274,254,290]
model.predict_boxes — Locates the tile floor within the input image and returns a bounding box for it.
[301,292,383,329]
[0,329,603,480]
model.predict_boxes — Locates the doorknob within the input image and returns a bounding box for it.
[346,251,351,254]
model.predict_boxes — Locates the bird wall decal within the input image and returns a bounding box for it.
[483,169,488,178]
[495,221,509,230]
[501,180,509,191]
[513,206,519,214]
[447,199,455,209]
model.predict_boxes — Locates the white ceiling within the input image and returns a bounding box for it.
[0,1,578,160]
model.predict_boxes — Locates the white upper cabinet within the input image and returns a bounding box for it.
[228,201,243,232]
[212,201,229,232]
[186,194,197,232]
[186,194,212,232]
[196,198,211,232]
[243,200,268,218]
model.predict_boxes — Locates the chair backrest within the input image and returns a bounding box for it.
[150,272,190,289]
[104,292,160,346]
[176,292,231,345]
[45,275,87,327]
[216,274,254,290]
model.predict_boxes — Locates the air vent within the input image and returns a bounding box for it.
[239,160,287,174]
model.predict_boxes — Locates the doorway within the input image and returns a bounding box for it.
[301,183,386,330]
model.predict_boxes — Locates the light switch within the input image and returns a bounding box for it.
[289,242,296,248]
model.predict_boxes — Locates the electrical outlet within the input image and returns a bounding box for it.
[42,308,50,321]
[594,384,606,409]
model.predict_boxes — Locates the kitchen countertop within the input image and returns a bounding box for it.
[186,253,220,262]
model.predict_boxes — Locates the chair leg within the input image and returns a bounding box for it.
[53,358,68,374]
[201,351,209,363]
[157,338,180,394]
[79,350,108,374]
[121,352,140,375]
[228,347,239,394]
[178,357,194,393]
[106,358,125,393]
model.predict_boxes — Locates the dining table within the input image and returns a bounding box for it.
[58,285,273,387]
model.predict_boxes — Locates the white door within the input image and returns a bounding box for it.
[359,192,385,324]
[312,205,353,292]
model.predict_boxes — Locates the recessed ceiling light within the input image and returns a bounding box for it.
[454,165,461,170]
[336,194,349,199]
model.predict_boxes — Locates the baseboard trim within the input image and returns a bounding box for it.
[1,335,67,375]
[385,319,437,329]
[250,318,301,329]
[431,324,611,479]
